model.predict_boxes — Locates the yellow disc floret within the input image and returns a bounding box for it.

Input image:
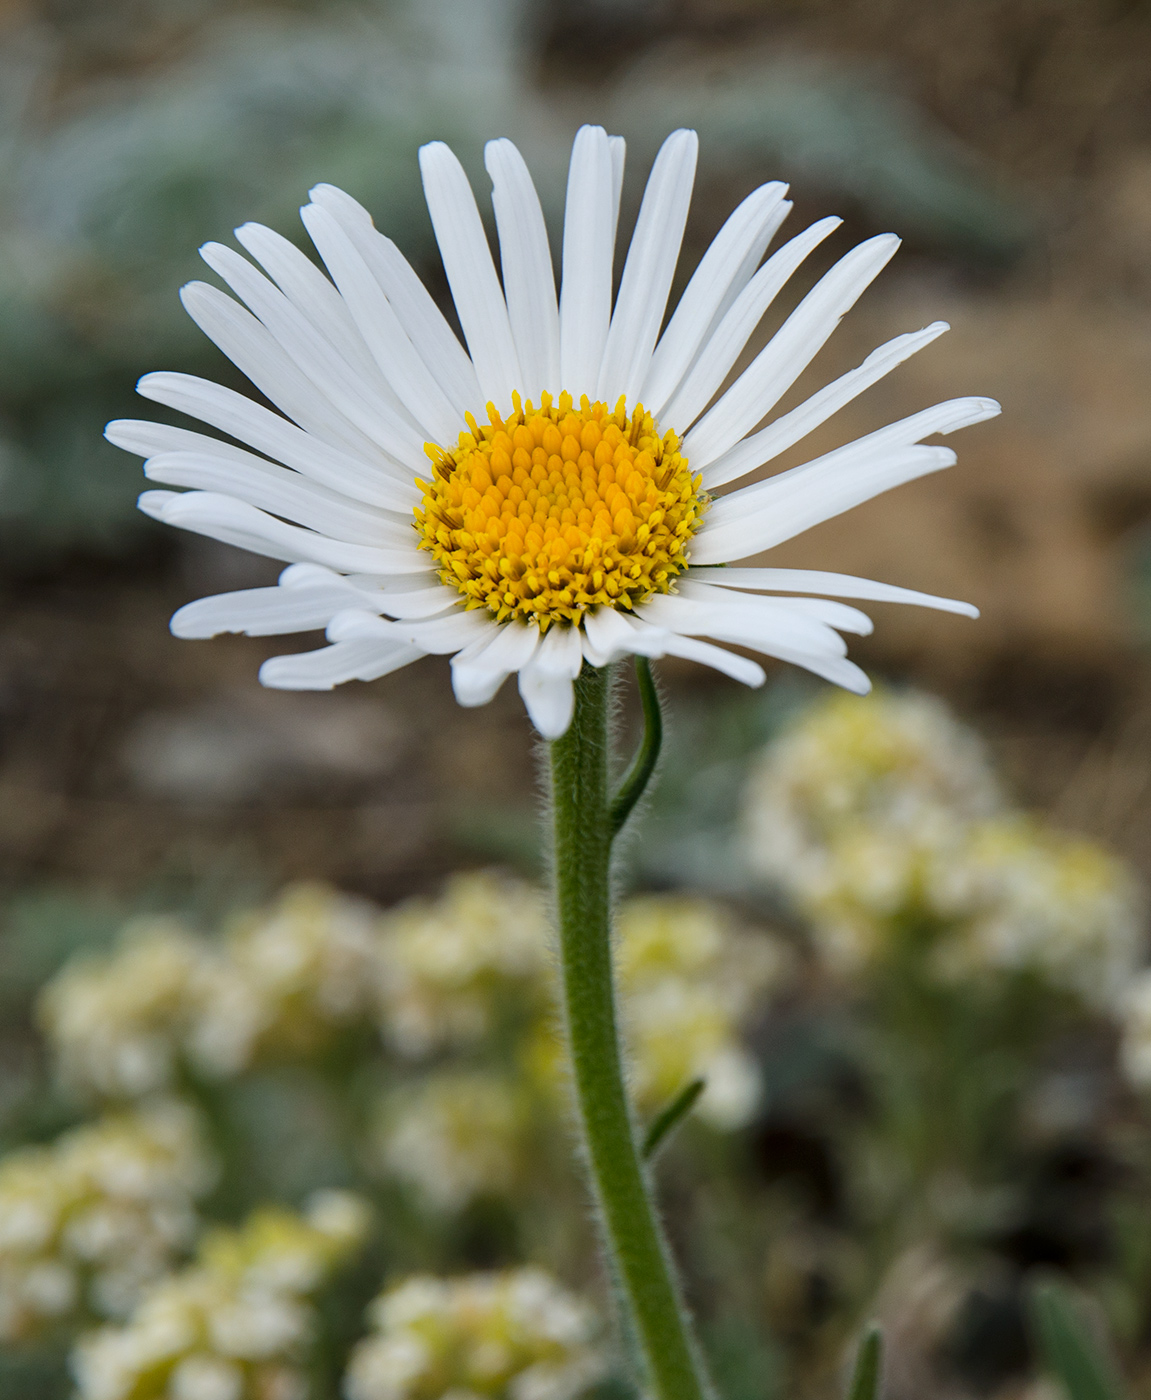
[415,391,707,629]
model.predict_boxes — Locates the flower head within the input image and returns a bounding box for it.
[344,1268,604,1400]
[108,127,996,738]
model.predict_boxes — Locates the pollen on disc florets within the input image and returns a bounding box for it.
[414,391,707,629]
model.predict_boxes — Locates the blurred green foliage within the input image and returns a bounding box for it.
[1032,1279,1125,1400]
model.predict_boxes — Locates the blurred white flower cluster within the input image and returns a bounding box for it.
[72,1190,369,1400]
[38,886,384,1097]
[36,871,787,1219]
[936,816,1145,1008]
[38,920,225,1099]
[375,1072,530,1215]
[372,884,788,1213]
[344,1267,605,1400]
[0,1101,215,1341]
[614,895,789,1129]
[375,873,550,1060]
[743,689,1144,1008]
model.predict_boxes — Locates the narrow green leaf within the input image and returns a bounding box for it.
[846,1324,883,1400]
[1030,1279,1124,1400]
[642,1078,706,1160]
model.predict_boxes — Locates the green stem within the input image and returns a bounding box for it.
[550,663,711,1400]
[610,656,663,836]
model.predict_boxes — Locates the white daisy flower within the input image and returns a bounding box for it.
[107,125,998,740]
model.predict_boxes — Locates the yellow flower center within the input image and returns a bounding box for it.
[415,391,706,629]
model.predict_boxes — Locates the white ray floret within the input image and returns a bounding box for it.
[109,124,999,740]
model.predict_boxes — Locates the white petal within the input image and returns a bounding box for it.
[676,576,872,631]
[641,591,849,658]
[686,566,978,617]
[171,575,382,638]
[597,129,698,406]
[608,136,626,244]
[691,443,957,564]
[657,633,766,687]
[744,594,873,635]
[138,489,427,574]
[684,233,902,469]
[698,392,999,561]
[299,204,459,444]
[581,607,669,666]
[418,142,522,413]
[125,378,419,511]
[648,591,872,691]
[324,610,411,642]
[402,609,502,655]
[518,671,574,739]
[309,183,482,417]
[778,648,871,694]
[109,419,252,467]
[259,639,423,690]
[450,620,541,706]
[233,221,388,386]
[559,126,616,398]
[179,282,422,474]
[701,322,950,488]
[193,253,429,468]
[642,182,791,414]
[485,139,560,404]
[142,451,414,548]
[538,623,584,677]
[516,624,583,736]
[362,569,443,593]
[376,584,463,620]
[661,217,841,434]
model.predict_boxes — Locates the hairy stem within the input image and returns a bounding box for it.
[550,663,711,1400]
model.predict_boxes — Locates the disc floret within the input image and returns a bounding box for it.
[415,392,707,629]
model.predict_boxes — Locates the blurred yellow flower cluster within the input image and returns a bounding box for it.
[743,689,1144,1006]
[38,886,388,1098]
[72,1191,370,1400]
[374,873,551,1060]
[344,1267,604,1400]
[0,1101,215,1341]
[371,882,789,1213]
[38,920,228,1099]
[374,1072,532,1214]
[35,873,787,1220]
[614,896,789,1129]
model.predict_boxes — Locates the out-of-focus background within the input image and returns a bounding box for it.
[6,0,1151,894]
[6,2,1151,1399]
